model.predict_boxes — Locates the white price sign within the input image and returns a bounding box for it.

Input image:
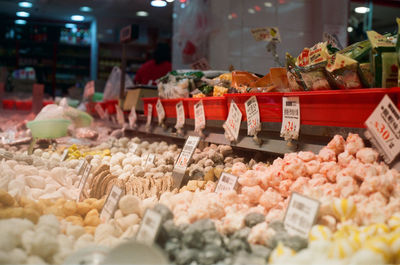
[280,97,300,140]
[128,106,137,128]
[104,109,110,121]
[95,103,106,120]
[77,163,92,202]
[215,172,238,193]
[146,104,153,127]
[100,185,124,222]
[156,99,165,124]
[284,192,320,238]
[142,154,155,167]
[129,143,138,153]
[136,209,163,245]
[176,101,185,129]
[365,95,400,163]
[77,159,87,176]
[245,96,261,136]
[174,136,200,173]
[250,27,281,42]
[224,100,242,141]
[194,100,206,132]
[115,104,125,126]
[61,148,69,161]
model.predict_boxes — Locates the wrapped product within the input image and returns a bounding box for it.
[326,53,364,90]
[339,39,371,62]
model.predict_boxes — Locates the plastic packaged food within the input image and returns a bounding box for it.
[339,39,371,62]
[326,53,363,90]
[396,18,400,87]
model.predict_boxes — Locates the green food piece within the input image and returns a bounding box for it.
[199,84,214,96]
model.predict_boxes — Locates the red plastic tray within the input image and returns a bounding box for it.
[186,97,228,120]
[42,100,54,107]
[103,100,118,115]
[15,100,32,111]
[160,98,190,118]
[283,87,400,128]
[225,92,284,122]
[2,99,15,110]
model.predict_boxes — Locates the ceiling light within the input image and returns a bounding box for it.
[180,3,185,8]
[151,0,167,7]
[79,6,92,12]
[71,15,85,21]
[166,0,174,2]
[355,6,369,14]
[136,11,149,17]
[347,26,353,33]
[248,8,255,14]
[18,2,32,8]
[65,23,77,29]
[15,19,27,25]
[16,11,30,17]
[264,2,273,7]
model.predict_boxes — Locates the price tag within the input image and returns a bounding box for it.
[191,57,211,71]
[111,115,117,124]
[194,100,206,132]
[172,136,200,188]
[104,109,110,121]
[77,163,92,202]
[129,143,138,153]
[245,96,261,136]
[77,159,87,176]
[224,100,242,141]
[215,172,238,193]
[175,101,185,129]
[156,99,165,124]
[115,104,125,126]
[250,27,281,42]
[283,192,320,238]
[280,97,300,140]
[95,103,106,120]
[100,185,124,222]
[136,209,163,246]
[145,154,155,166]
[146,104,153,127]
[61,148,69,161]
[128,106,137,128]
[365,95,400,163]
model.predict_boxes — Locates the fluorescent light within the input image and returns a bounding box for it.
[151,0,167,7]
[166,0,174,2]
[79,6,92,12]
[16,11,30,17]
[248,8,255,14]
[15,19,27,25]
[65,23,76,28]
[180,3,185,8]
[136,11,149,17]
[264,2,273,7]
[18,2,32,8]
[355,6,369,14]
[347,26,353,32]
[71,15,85,21]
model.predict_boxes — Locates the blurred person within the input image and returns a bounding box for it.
[134,42,172,85]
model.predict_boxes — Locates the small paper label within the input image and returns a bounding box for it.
[194,100,206,132]
[95,104,106,120]
[128,106,137,128]
[61,149,69,161]
[146,104,153,127]
[136,209,163,246]
[104,109,110,121]
[100,185,124,222]
[172,136,200,188]
[145,154,155,166]
[365,95,400,163]
[115,104,125,126]
[280,97,300,140]
[176,101,185,129]
[156,99,165,124]
[77,160,87,176]
[284,192,320,238]
[77,163,91,202]
[215,172,238,193]
[111,116,117,124]
[251,27,281,42]
[245,96,261,136]
[129,143,138,153]
[224,100,242,141]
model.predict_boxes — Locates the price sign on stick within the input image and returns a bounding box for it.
[284,192,320,238]
[224,100,242,141]
[100,185,124,222]
[146,104,153,128]
[129,143,138,153]
[365,95,400,163]
[280,97,300,140]
[245,96,261,136]
[136,209,163,246]
[115,104,125,126]
[95,104,106,120]
[128,106,137,128]
[176,101,185,129]
[61,148,69,161]
[215,172,238,193]
[145,154,155,166]
[77,163,92,202]
[172,136,200,188]
[194,100,206,132]
[156,99,165,124]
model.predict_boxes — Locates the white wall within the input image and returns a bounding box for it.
[173,0,349,74]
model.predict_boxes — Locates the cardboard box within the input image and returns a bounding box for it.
[123,86,158,111]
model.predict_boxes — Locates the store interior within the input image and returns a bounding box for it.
[0,0,400,265]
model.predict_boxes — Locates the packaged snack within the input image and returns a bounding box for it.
[300,63,333,90]
[296,42,331,67]
[339,39,371,62]
[381,52,398,88]
[326,53,363,90]
[359,63,374,87]
[286,53,306,91]
[396,18,400,87]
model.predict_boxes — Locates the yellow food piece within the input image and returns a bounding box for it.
[77,202,92,216]
[214,167,223,179]
[22,208,40,223]
[217,73,232,82]
[0,189,16,207]
[193,93,206,98]
[65,215,84,226]
[213,86,228,97]
[84,209,100,226]
[204,168,215,182]
[64,201,77,216]
[66,144,111,160]
[92,199,105,211]
[84,226,96,235]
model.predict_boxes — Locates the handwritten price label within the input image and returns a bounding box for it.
[365,95,400,163]
[95,103,106,120]
[280,97,300,140]
[146,104,153,127]
[136,209,162,246]
[224,100,242,141]
[245,96,260,136]
[194,100,206,132]
[172,136,200,188]
[115,104,125,126]
[176,101,185,129]
[215,172,238,193]
[128,106,137,128]
[156,99,165,124]
[77,162,91,202]
[284,192,320,238]
[100,185,124,222]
